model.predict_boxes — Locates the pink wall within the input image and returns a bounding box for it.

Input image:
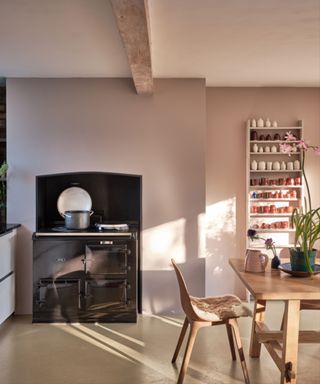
[206,87,320,297]
[6,80,320,312]
[7,78,206,314]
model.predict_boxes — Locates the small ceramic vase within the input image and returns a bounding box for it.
[280,161,286,170]
[253,143,258,153]
[294,160,300,170]
[265,146,270,153]
[259,146,264,153]
[271,145,277,153]
[265,118,271,127]
[287,162,294,170]
[272,120,278,128]
[273,133,281,140]
[258,161,266,170]
[257,118,264,128]
[267,161,273,170]
[271,254,281,269]
[250,130,258,140]
[251,119,257,128]
[251,160,258,170]
[273,161,280,170]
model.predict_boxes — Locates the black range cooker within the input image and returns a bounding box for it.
[32,172,142,323]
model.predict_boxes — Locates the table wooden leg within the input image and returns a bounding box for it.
[249,299,266,357]
[281,300,300,384]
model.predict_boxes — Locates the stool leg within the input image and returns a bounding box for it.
[177,321,201,384]
[226,323,236,360]
[172,317,189,363]
[229,318,250,384]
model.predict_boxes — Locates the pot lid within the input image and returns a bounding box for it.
[57,187,92,218]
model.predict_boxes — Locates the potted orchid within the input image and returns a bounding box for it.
[280,132,320,273]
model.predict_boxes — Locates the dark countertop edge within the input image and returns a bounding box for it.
[0,224,21,236]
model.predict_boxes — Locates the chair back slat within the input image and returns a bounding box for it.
[171,259,199,321]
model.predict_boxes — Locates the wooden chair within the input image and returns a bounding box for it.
[171,259,251,384]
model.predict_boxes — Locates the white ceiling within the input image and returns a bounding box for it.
[0,0,319,86]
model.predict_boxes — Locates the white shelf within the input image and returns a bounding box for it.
[250,170,301,173]
[250,152,300,155]
[249,185,302,189]
[246,120,303,252]
[250,198,298,202]
[250,214,293,217]
[250,140,301,144]
[249,127,302,131]
[251,229,295,233]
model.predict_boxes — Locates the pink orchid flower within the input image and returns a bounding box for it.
[297,140,308,150]
[315,146,320,156]
[285,131,296,141]
[279,143,294,155]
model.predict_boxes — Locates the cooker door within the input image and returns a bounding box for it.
[85,243,129,276]
[33,278,81,322]
[83,279,131,322]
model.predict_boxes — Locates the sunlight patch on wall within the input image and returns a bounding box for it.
[142,218,186,270]
[205,198,237,295]
[206,198,236,243]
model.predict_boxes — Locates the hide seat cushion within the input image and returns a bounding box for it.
[190,295,252,322]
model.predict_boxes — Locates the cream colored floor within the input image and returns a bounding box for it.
[0,302,319,384]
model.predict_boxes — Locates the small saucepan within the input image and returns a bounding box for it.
[63,210,93,230]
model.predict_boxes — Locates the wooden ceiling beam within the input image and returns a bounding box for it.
[110,0,153,95]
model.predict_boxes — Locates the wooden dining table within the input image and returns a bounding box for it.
[229,258,320,384]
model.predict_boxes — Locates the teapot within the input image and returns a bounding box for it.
[244,249,268,273]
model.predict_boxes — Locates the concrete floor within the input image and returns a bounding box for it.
[0,302,319,384]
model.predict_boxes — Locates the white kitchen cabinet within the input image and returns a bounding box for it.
[0,229,17,324]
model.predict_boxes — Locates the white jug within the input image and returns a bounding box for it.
[244,250,269,273]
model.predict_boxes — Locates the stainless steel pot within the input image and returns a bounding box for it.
[63,210,93,230]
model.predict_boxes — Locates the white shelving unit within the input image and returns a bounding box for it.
[246,120,304,252]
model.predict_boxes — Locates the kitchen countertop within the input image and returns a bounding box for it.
[0,223,21,236]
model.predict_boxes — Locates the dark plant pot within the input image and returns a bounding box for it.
[289,248,316,272]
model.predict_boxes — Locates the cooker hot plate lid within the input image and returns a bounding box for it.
[57,187,92,217]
